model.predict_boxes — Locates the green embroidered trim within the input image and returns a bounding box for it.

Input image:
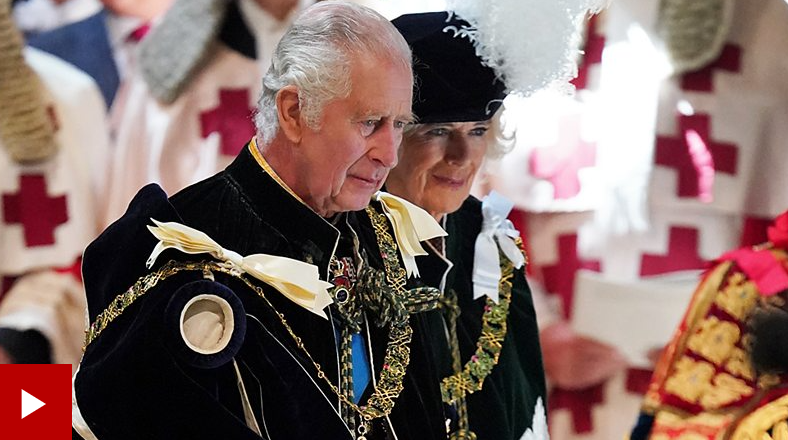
[440,247,516,405]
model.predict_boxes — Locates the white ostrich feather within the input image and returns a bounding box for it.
[446,0,607,96]
[520,397,550,440]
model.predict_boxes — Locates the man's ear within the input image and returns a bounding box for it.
[276,85,303,143]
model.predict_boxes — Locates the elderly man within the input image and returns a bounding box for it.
[72,2,449,439]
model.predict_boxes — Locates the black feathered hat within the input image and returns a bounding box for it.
[392,12,506,124]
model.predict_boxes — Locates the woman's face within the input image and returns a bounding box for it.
[386,121,490,219]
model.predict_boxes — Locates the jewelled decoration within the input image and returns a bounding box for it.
[85,256,413,438]
[86,207,440,440]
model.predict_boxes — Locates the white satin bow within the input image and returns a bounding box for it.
[146,219,334,319]
[473,192,525,302]
[374,191,447,278]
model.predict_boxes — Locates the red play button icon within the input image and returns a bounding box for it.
[0,364,71,438]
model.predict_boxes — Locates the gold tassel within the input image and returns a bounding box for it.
[0,0,57,163]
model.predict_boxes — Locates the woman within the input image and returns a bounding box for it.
[386,12,547,440]
[387,9,625,439]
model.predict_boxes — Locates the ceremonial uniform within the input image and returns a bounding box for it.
[73,144,449,440]
[630,211,788,439]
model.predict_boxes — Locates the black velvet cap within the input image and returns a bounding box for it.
[392,11,507,124]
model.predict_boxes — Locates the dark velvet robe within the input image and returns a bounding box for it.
[417,196,547,440]
[73,145,448,439]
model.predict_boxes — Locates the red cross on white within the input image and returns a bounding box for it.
[739,215,772,248]
[549,382,606,434]
[200,88,256,157]
[539,233,601,319]
[570,15,605,91]
[2,175,68,248]
[640,226,707,276]
[680,44,742,93]
[528,113,597,200]
[655,113,738,201]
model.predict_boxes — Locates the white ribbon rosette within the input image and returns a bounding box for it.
[146,219,334,319]
[374,191,448,278]
[473,191,526,302]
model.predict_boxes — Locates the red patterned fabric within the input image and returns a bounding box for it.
[549,383,606,434]
[640,226,708,276]
[541,233,601,318]
[199,88,256,157]
[529,138,596,199]
[571,15,605,90]
[655,113,738,200]
[2,175,68,247]
[680,44,742,92]
[740,216,772,247]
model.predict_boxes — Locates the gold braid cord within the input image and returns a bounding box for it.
[86,209,426,436]
[0,0,57,163]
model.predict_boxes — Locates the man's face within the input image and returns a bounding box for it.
[297,55,413,216]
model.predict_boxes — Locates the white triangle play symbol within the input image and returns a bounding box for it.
[21,389,45,419]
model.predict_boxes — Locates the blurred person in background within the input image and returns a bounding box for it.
[22,0,174,109]
[630,209,788,439]
[101,0,313,228]
[0,0,110,370]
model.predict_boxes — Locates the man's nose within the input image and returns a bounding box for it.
[368,124,400,168]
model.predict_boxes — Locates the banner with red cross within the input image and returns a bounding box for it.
[482,0,788,438]
[103,46,263,226]
[0,48,109,278]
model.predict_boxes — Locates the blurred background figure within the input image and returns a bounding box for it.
[630,210,788,439]
[101,0,312,227]
[0,0,110,371]
[480,0,788,438]
[23,0,174,110]
[12,0,99,35]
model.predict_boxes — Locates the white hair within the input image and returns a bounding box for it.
[255,1,412,145]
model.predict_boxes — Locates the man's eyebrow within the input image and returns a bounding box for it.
[400,113,416,124]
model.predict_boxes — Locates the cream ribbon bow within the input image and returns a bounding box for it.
[146,219,334,319]
[473,192,525,302]
[374,192,447,278]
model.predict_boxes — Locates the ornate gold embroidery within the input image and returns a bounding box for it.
[665,357,715,403]
[86,259,414,428]
[725,346,755,381]
[729,395,788,440]
[759,374,782,390]
[715,272,759,322]
[652,410,732,439]
[700,373,754,408]
[687,316,741,365]
[90,260,410,438]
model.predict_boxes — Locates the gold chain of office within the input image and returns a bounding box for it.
[84,212,421,437]
[439,240,521,405]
